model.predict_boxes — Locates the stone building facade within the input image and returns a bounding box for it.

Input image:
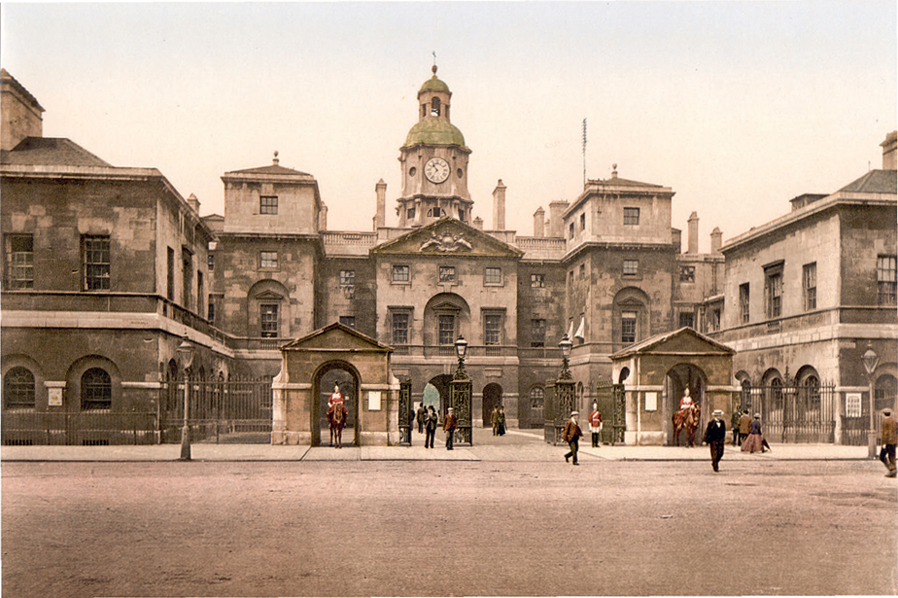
[2,66,894,445]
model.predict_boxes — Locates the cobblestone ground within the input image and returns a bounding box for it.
[2,457,896,597]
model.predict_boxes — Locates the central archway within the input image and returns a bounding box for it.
[312,361,360,447]
[482,383,503,427]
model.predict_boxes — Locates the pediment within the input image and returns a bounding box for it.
[254,290,285,301]
[611,327,735,360]
[281,322,393,352]
[371,217,524,259]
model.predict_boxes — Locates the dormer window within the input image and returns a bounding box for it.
[431,97,441,116]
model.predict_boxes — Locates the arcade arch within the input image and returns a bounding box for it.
[312,361,360,447]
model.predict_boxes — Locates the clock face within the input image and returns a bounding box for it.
[424,157,450,184]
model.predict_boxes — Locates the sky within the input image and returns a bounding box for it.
[2,2,895,252]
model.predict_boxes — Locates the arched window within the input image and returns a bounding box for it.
[802,375,820,413]
[530,386,545,427]
[427,207,445,218]
[4,367,35,409]
[431,97,441,116]
[81,368,111,410]
[875,374,897,413]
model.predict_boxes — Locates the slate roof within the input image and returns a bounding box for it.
[224,163,311,177]
[837,169,897,194]
[0,137,111,167]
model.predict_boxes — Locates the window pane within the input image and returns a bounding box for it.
[261,304,279,338]
[438,315,455,345]
[392,312,409,344]
[392,265,409,282]
[623,260,638,276]
[740,283,750,324]
[623,207,640,225]
[530,273,544,288]
[81,367,111,410]
[260,251,278,269]
[485,267,501,285]
[4,367,35,409]
[260,196,278,215]
[484,314,501,345]
[83,236,110,290]
[621,311,637,344]
[531,319,546,347]
[878,255,897,306]
[7,234,34,289]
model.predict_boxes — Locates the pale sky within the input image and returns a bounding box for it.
[2,2,895,251]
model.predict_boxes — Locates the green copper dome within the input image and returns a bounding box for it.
[404,119,466,148]
[419,75,450,93]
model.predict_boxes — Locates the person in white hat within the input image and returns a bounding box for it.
[562,411,583,465]
[703,409,727,472]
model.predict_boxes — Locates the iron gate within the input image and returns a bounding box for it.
[398,380,412,445]
[741,380,835,443]
[161,375,273,444]
[595,380,626,445]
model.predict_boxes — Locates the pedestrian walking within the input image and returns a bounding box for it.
[490,406,499,435]
[589,402,603,447]
[730,409,740,446]
[563,411,583,466]
[424,405,438,449]
[741,413,772,453]
[443,407,457,450]
[703,409,727,472]
[880,408,897,478]
[496,405,506,436]
[738,409,752,446]
[415,403,426,435]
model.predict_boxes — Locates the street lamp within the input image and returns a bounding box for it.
[450,334,472,445]
[558,334,573,380]
[863,343,879,458]
[454,334,468,380]
[176,337,195,461]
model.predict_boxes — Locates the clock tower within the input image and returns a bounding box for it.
[396,66,473,228]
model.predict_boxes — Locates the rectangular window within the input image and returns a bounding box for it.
[579,212,586,231]
[678,312,695,329]
[531,318,546,347]
[579,263,586,279]
[208,300,215,323]
[260,196,278,215]
[484,267,502,285]
[621,311,637,344]
[182,248,193,309]
[260,304,279,338]
[679,265,695,283]
[392,312,410,345]
[623,259,639,277]
[339,316,356,329]
[260,251,278,269]
[484,314,501,346]
[167,247,175,300]
[392,264,409,283]
[709,308,721,332]
[877,255,897,306]
[406,207,416,221]
[569,222,575,239]
[6,234,34,289]
[438,314,456,345]
[207,253,214,271]
[530,273,544,288]
[803,262,817,311]
[623,207,640,225]
[764,263,784,318]
[197,271,204,318]
[340,270,355,286]
[83,235,110,291]
[739,283,750,324]
[439,266,456,283]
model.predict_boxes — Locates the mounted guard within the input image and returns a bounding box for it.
[672,387,701,447]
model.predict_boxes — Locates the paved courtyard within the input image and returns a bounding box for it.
[2,434,895,597]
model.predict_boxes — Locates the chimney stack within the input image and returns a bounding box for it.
[375,179,387,229]
[473,216,483,231]
[492,180,507,230]
[549,200,569,238]
[533,207,545,238]
[186,193,200,214]
[1,69,44,151]
[711,227,722,253]
[319,202,328,231]
[882,131,897,170]
[687,211,699,254]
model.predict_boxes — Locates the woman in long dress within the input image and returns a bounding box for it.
[741,413,772,453]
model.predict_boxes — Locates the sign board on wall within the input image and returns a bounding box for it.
[845,393,862,418]
[48,388,63,407]
[368,390,382,411]
[644,391,657,411]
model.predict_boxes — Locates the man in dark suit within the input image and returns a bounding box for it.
[563,411,583,466]
[703,409,727,472]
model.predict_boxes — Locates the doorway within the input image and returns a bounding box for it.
[312,362,359,447]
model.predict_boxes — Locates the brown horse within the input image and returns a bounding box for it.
[328,403,348,448]
[672,404,701,447]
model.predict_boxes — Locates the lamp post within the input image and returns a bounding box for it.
[449,334,472,446]
[177,338,195,461]
[558,334,573,380]
[862,344,879,459]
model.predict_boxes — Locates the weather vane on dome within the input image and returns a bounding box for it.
[432,51,438,74]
